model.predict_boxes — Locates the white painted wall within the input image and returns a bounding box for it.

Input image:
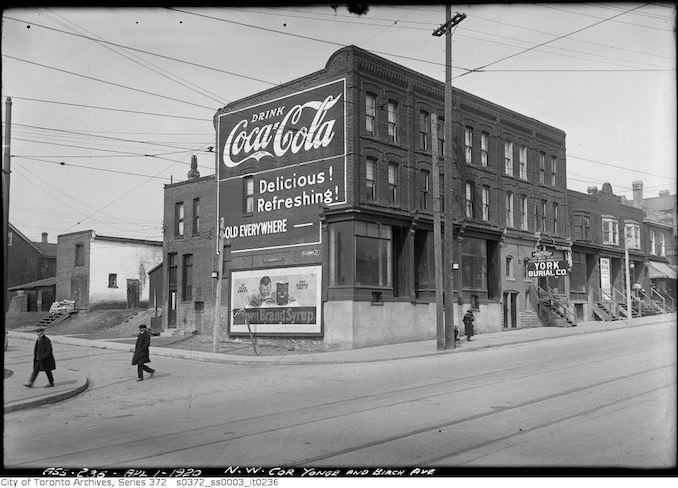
[89,239,162,307]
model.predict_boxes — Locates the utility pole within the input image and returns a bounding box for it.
[624,232,633,324]
[3,97,12,322]
[434,7,465,349]
[431,114,445,350]
[213,218,230,353]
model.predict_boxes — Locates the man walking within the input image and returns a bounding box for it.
[132,324,155,381]
[24,327,56,388]
[463,310,475,342]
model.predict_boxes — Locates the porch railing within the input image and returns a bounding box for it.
[537,285,576,325]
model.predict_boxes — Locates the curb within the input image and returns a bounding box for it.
[4,377,89,414]
[7,314,674,366]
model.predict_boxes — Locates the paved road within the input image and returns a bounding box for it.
[3,320,675,469]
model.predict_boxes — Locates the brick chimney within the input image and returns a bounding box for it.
[41,232,48,243]
[632,181,643,207]
[187,154,200,179]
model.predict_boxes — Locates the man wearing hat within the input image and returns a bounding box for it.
[24,327,56,388]
[132,324,155,381]
[463,310,475,342]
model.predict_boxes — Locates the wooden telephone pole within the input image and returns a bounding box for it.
[433,7,466,349]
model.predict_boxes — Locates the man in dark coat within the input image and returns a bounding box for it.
[463,310,475,342]
[132,324,155,381]
[24,328,56,388]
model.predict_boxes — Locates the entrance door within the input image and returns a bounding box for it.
[126,279,140,311]
[168,290,177,327]
[71,276,88,310]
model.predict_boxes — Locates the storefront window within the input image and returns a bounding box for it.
[461,237,487,290]
[355,222,392,287]
[329,221,352,286]
[415,230,434,290]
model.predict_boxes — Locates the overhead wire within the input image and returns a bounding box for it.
[36,8,229,106]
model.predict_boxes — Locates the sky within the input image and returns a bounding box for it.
[2,3,676,243]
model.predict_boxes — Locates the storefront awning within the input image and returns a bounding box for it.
[647,261,677,280]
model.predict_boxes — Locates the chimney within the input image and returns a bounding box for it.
[587,186,598,195]
[632,181,643,207]
[41,232,48,243]
[187,155,200,179]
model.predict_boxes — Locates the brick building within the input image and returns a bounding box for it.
[56,230,162,311]
[156,45,573,348]
[6,224,56,312]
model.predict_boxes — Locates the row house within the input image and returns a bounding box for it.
[568,184,676,321]
[158,45,572,349]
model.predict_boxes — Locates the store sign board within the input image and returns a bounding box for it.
[216,80,346,252]
[229,265,322,335]
[526,259,570,277]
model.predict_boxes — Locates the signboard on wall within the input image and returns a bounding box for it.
[229,265,322,335]
[600,257,611,298]
[526,260,570,278]
[216,79,346,252]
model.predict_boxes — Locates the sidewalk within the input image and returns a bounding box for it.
[5,313,674,413]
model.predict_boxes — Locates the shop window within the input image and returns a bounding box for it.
[355,222,392,287]
[462,237,487,290]
[415,230,435,290]
[329,221,352,286]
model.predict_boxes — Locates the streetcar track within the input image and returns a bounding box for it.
[9,337,671,467]
[446,383,672,466]
[291,365,675,466]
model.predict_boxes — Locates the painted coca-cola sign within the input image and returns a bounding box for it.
[217,79,345,177]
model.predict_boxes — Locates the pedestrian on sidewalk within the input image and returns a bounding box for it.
[463,310,475,342]
[24,327,56,388]
[132,324,155,381]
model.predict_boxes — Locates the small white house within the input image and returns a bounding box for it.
[56,230,163,311]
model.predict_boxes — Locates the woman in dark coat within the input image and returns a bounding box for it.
[132,324,155,381]
[24,328,56,387]
[463,310,475,342]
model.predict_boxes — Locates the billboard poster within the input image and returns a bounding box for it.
[600,257,611,299]
[230,265,322,335]
[216,79,346,252]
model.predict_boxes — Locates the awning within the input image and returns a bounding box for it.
[647,261,677,280]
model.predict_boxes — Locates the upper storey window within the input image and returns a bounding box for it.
[602,217,619,245]
[387,101,398,143]
[419,111,430,150]
[480,132,489,166]
[504,141,513,176]
[366,93,377,136]
[465,127,473,164]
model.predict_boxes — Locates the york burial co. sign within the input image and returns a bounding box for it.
[215,79,346,252]
[526,260,570,278]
